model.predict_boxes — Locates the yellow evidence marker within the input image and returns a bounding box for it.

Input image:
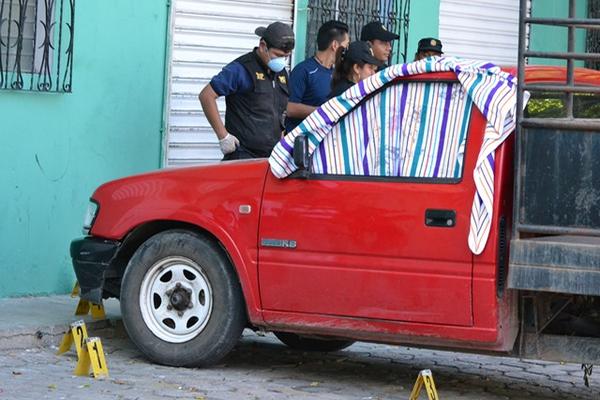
[74,337,109,379]
[57,321,109,378]
[72,282,106,320]
[57,320,89,357]
[71,281,80,297]
[409,369,440,400]
[75,301,106,320]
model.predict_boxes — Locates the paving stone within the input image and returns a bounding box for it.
[1,330,600,399]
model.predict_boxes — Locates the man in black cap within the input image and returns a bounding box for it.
[414,37,443,61]
[360,21,399,67]
[198,22,295,160]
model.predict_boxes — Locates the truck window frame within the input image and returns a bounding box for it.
[291,76,472,185]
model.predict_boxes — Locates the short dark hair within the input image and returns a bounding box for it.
[316,20,349,51]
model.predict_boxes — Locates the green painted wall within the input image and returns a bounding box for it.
[530,0,588,66]
[293,0,440,65]
[406,0,440,61]
[0,1,169,298]
[294,0,309,66]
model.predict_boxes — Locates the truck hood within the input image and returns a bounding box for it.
[90,159,270,240]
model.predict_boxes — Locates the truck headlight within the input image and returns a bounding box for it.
[82,200,99,235]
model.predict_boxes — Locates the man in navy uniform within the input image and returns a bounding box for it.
[414,37,443,61]
[360,21,399,68]
[199,22,295,160]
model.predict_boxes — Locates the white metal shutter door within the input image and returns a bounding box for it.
[166,0,294,167]
[439,0,519,65]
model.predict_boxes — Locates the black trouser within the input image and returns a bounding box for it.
[221,146,266,161]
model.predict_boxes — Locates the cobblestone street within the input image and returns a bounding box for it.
[1,329,598,400]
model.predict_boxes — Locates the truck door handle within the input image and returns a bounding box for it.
[425,209,456,228]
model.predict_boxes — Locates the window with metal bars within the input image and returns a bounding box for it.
[306,0,410,64]
[0,0,74,92]
[587,0,600,70]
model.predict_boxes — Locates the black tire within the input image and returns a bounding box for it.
[120,229,246,367]
[274,331,354,352]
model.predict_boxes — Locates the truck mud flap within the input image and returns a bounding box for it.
[508,236,600,296]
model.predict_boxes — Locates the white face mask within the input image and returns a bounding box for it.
[267,56,287,72]
[263,45,288,72]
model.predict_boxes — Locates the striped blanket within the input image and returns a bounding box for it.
[269,57,522,254]
[309,81,473,178]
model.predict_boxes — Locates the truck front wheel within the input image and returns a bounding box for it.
[120,230,245,367]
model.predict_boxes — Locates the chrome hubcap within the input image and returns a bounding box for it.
[139,256,213,343]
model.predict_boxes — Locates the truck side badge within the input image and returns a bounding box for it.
[261,239,297,249]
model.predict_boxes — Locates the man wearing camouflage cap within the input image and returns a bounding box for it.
[199,22,295,160]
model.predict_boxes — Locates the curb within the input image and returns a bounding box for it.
[0,295,123,351]
[0,319,121,351]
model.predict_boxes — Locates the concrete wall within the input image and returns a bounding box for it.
[0,1,169,297]
[4,0,581,299]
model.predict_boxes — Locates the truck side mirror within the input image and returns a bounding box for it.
[293,135,309,170]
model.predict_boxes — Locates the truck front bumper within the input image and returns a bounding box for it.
[70,237,121,304]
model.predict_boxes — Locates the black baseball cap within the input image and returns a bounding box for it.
[360,21,399,42]
[417,37,443,53]
[255,22,295,52]
[346,41,384,67]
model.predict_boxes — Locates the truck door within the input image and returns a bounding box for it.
[259,78,486,326]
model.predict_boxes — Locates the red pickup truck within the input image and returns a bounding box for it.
[71,60,600,369]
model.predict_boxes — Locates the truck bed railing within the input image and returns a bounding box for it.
[524,51,600,61]
[509,0,600,296]
[520,118,600,131]
[517,0,600,124]
[523,84,600,94]
[515,0,600,238]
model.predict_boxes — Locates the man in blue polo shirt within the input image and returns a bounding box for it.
[285,20,349,133]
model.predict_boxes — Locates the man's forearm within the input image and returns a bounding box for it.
[287,102,317,119]
[199,85,228,140]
